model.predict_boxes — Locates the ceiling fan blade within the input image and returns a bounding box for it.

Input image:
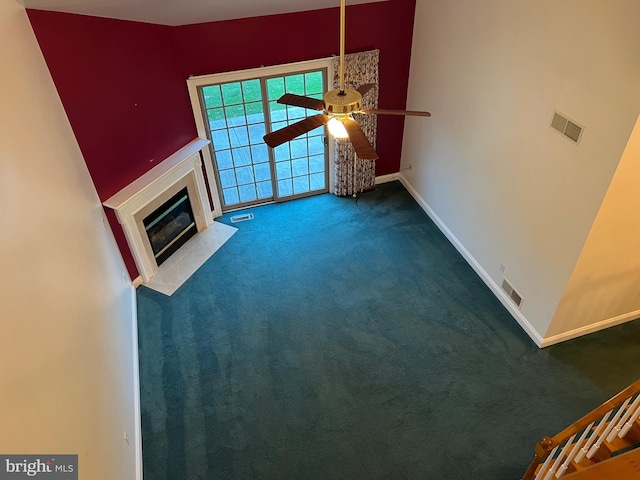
[277,94,325,111]
[356,83,376,98]
[342,118,378,160]
[360,108,432,117]
[263,114,329,148]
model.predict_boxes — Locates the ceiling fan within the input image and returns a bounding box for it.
[263,0,431,160]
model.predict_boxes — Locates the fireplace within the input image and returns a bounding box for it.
[104,139,215,283]
[144,187,197,266]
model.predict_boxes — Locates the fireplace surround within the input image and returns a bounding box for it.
[104,138,214,282]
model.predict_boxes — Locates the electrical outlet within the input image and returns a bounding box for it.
[499,264,506,273]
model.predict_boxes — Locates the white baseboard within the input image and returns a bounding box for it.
[129,285,143,480]
[540,309,640,347]
[375,173,400,185]
[396,173,545,347]
[132,276,143,288]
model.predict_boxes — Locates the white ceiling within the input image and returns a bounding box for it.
[19,0,387,26]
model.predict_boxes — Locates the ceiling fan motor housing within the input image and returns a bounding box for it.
[323,89,363,115]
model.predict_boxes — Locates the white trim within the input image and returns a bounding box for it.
[328,134,336,194]
[540,309,640,347]
[132,276,143,288]
[396,173,545,347]
[187,57,334,90]
[187,57,335,205]
[104,139,210,210]
[129,286,143,480]
[186,82,222,216]
[375,173,399,185]
[104,139,213,282]
[200,146,223,218]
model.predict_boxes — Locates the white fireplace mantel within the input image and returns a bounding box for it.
[104,138,214,282]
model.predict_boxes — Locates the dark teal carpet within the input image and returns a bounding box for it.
[137,181,640,480]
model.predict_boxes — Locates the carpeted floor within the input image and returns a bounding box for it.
[136,181,640,480]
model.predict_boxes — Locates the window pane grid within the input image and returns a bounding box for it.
[221,83,242,105]
[204,79,273,207]
[241,79,261,103]
[202,69,327,209]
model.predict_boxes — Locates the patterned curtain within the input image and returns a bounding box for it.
[331,49,379,196]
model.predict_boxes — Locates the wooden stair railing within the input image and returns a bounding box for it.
[522,379,640,480]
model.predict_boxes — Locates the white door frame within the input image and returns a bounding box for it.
[186,57,335,216]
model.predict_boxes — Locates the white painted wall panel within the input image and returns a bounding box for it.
[547,115,640,340]
[401,0,640,340]
[0,3,139,478]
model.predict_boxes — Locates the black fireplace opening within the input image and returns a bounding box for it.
[143,187,197,266]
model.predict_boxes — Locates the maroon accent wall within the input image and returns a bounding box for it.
[27,10,198,200]
[27,0,416,279]
[27,10,198,277]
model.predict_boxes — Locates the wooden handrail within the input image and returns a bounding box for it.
[521,378,640,480]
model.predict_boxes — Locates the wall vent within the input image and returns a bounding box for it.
[501,278,524,308]
[550,111,584,144]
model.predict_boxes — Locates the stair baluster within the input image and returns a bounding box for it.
[619,401,640,438]
[586,397,631,459]
[543,434,576,480]
[534,445,559,480]
[555,423,593,478]
[606,393,640,442]
[574,409,612,463]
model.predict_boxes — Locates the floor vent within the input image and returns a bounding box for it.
[230,212,254,223]
[551,111,584,144]
[502,279,524,308]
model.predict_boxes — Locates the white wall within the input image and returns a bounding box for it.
[0,3,140,478]
[546,115,640,341]
[401,0,640,342]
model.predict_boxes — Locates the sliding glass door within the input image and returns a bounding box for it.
[266,72,327,199]
[199,69,328,211]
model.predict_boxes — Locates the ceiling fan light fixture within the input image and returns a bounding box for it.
[327,116,350,139]
[323,89,362,115]
[261,0,430,157]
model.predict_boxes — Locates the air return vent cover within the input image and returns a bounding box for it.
[551,111,584,144]
[502,278,524,308]
[230,212,254,223]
